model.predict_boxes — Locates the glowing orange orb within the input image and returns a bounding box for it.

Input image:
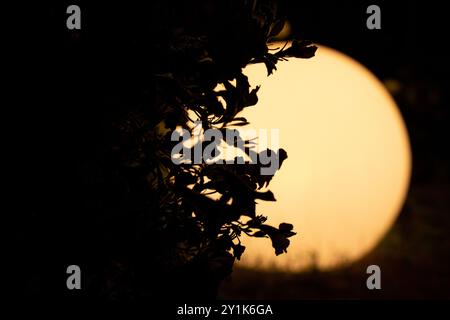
[235,44,411,271]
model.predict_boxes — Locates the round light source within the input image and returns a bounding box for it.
[236,44,411,271]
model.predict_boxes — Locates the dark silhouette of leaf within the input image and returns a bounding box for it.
[269,20,286,38]
[277,39,318,59]
[233,244,246,260]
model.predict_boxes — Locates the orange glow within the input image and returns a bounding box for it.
[235,44,412,271]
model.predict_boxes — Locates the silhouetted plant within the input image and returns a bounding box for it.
[22,0,316,300]
[95,0,317,299]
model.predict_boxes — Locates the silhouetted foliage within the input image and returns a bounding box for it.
[18,0,316,300]
[109,0,317,299]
